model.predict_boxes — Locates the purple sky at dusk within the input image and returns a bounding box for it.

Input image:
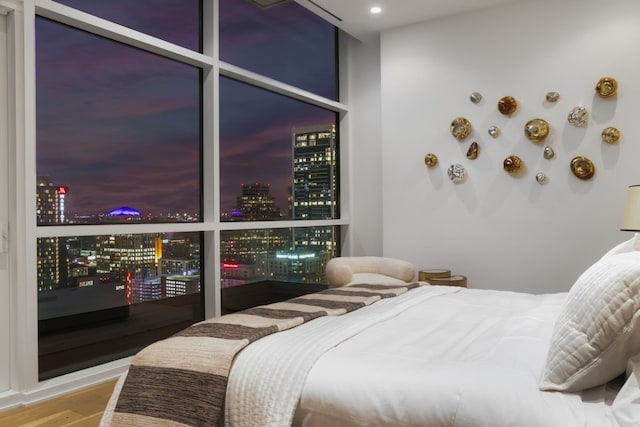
[36,0,336,221]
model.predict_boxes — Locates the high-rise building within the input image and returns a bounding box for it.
[291,125,338,269]
[36,176,68,225]
[231,182,283,221]
[36,177,69,291]
[95,234,158,281]
[292,124,337,220]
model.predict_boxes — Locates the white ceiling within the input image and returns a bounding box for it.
[295,0,521,40]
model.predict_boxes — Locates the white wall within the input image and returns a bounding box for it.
[379,0,640,293]
[0,12,10,393]
[343,34,384,256]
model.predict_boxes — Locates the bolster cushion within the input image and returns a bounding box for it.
[325,256,416,287]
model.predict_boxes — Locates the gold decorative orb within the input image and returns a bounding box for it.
[503,155,523,174]
[466,142,479,160]
[424,153,438,167]
[450,117,472,140]
[570,156,595,180]
[524,118,549,142]
[595,77,618,98]
[498,96,518,116]
[601,127,621,144]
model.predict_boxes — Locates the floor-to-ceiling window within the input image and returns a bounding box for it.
[33,0,345,380]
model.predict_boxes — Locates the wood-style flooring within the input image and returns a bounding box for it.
[0,380,117,427]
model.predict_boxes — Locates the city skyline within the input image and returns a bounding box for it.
[36,0,337,219]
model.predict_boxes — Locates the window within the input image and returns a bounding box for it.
[35,10,203,379]
[34,0,343,380]
[36,17,201,226]
[37,232,202,379]
[52,0,201,51]
[219,0,337,100]
[219,77,338,221]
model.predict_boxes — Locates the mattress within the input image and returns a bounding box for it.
[226,286,616,426]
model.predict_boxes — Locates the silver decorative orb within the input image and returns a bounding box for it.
[470,92,483,104]
[488,126,500,138]
[543,146,555,159]
[567,106,589,127]
[545,92,560,102]
[447,163,466,184]
[535,172,547,184]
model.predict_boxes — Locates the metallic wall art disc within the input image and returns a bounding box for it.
[488,126,500,137]
[570,156,595,180]
[503,155,523,174]
[450,117,473,140]
[543,146,555,159]
[447,163,466,183]
[567,106,589,127]
[424,153,438,167]
[545,92,560,102]
[466,142,479,159]
[595,77,618,98]
[535,172,547,184]
[498,96,518,115]
[524,118,550,142]
[470,92,483,104]
[601,127,621,144]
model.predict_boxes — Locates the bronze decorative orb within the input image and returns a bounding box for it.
[503,155,523,174]
[424,153,438,167]
[570,156,595,180]
[601,127,621,144]
[450,117,472,140]
[524,118,549,142]
[466,142,479,160]
[595,77,618,98]
[498,96,518,116]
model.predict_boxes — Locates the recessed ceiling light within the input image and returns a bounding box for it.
[370,6,382,14]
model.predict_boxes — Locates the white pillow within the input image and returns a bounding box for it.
[600,233,640,260]
[540,252,640,392]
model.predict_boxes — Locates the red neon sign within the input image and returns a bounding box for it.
[56,186,68,195]
[222,262,239,269]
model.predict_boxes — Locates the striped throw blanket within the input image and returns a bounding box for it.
[107,282,421,427]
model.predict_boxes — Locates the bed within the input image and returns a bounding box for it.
[100,239,640,427]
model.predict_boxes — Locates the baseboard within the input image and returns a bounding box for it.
[0,357,130,412]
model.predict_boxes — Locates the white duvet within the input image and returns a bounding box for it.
[226,286,616,427]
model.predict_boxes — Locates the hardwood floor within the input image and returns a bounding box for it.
[0,380,117,427]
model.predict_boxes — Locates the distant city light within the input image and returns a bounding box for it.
[276,253,316,260]
[223,262,239,269]
[108,206,141,217]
